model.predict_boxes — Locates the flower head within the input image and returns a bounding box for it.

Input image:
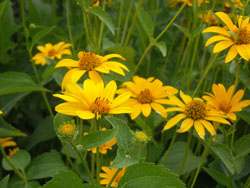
[202,12,250,63]
[32,42,72,66]
[0,137,17,148]
[162,92,230,139]
[56,51,129,90]
[100,166,126,187]
[54,77,131,120]
[203,84,250,121]
[117,76,178,119]
[60,123,76,136]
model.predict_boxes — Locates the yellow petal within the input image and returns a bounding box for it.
[110,92,131,108]
[180,93,192,104]
[202,26,230,37]
[76,110,95,119]
[225,45,238,63]
[142,104,151,117]
[168,95,185,108]
[55,59,79,68]
[237,45,250,61]
[200,120,216,136]
[103,80,117,101]
[177,118,194,133]
[109,106,132,114]
[101,54,125,62]
[231,90,244,106]
[131,103,142,120]
[55,102,85,116]
[53,94,78,102]
[205,35,231,47]
[162,113,186,131]
[204,116,230,125]
[194,120,205,139]
[213,40,233,53]
[72,70,86,83]
[215,12,236,32]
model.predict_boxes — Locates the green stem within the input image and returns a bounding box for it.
[115,0,124,43]
[234,59,240,90]
[190,137,213,188]
[0,146,27,184]
[96,120,101,187]
[121,0,133,45]
[97,1,106,53]
[230,118,240,152]
[192,54,218,97]
[244,173,250,188]
[0,0,8,20]
[66,0,75,52]
[178,130,193,176]
[107,168,122,188]
[123,0,144,48]
[160,131,178,165]
[132,0,188,76]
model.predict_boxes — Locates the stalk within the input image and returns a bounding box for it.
[66,0,74,52]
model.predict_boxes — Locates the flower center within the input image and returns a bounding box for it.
[219,101,231,113]
[235,28,250,45]
[185,100,206,120]
[61,124,75,134]
[137,89,153,104]
[48,49,56,57]
[79,52,102,71]
[91,97,110,115]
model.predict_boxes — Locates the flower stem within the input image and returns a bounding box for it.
[115,0,124,43]
[190,136,213,188]
[178,130,193,176]
[107,168,122,188]
[121,0,133,45]
[66,0,75,52]
[96,120,101,187]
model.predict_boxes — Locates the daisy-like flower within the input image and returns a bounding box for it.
[117,76,178,120]
[203,83,250,121]
[168,0,209,7]
[54,77,131,120]
[32,42,72,66]
[8,147,19,158]
[200,11,219,25]
[225,0,243,8]
[0,137,17,148]
[100,166,126,187]
[86,128,117,154]
[162,93,230,139]
[55,51,129,90]
[202,12,250,63]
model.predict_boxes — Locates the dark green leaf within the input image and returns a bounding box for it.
[0,175,9,188]
[0,72,49,95]
[88,6,114,35]
[0,116,27,137]
[203,167,231,187]
[137,8,154,37]
[234,134,250,158]
[174,24,191,39]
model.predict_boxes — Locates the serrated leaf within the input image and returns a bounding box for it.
[41,171,85,188]
[137,8,154,37]
[88,6,114,35]
[117,162,186,188]
[80,128,118,150]
[0,116,27,137]
[28,150,67,180]
[2,150,31,171]
[155,41,167,57]
[174,24,191,39]
[30,26,56,50]
[0,72,49,95]
[0,175,9,188]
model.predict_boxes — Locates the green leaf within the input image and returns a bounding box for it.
[0,175,9,188]
[88,6,114,35]
[155,41,167,57]
[234,134,250,158]
[203,167,231,187]
[0,72,49,95]
[30,26,56,50]
[0,116,27,137]
[26,117,56,151]
[174,24,191,39]
[2,150,31,171]
[0,1,19,64]
[117,162,185,188]
[80,128,118,150]
[41,171,85,188]
[162,141,201,174]
[137,8,154,37]
[210,144,235,174]
[28,150,67,180]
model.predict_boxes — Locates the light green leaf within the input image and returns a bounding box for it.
[174,24,191,39]
[0,116,27,137]
[28,150,67,180]
[30,26,56,50]
[0,72,48,95]
[88,6,114,35]
[117,162,186,188]
[80,128,118,150]
[2,150,31,171]
[0,175,9,188]
[137,8,154,37]
[155,41,167,57]
[41,171,85,188]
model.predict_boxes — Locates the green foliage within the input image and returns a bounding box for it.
[117,162,186,188]
[137,8,154,37]
[0,116,26,137]
[0,175,9,188]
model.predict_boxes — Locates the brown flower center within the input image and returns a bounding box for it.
[90,97,110,115]
[219,101,231,113]
[48,49,56,57]
[185,100,206,120]
[137,89,153,104]
[79,52,102,71]
[235,28,250,45]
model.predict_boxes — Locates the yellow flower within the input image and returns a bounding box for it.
[162,93,230,139]
[200,11,219,25]
[225,0,243,8]
[8,147,19,158]
[32,42,72,66]
[203,84,250,121]
[202,12,250,63]
[55,51,129,90]
[100,166,126,187]
[168,0,209,7]
[54,77,131,119]
[0,137,17,148]
[87,128,117,154]
[0,110,2,114]
[117,76,178,120]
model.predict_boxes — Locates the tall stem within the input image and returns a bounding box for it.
[96,120,101,187]
[115,0,124,43]
[121,0,133,45]
[66,0,74,52]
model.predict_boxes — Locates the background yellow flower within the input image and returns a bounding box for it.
[100,166,126,187]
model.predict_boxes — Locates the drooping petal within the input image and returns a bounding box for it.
[177,118,194,133]
[205,35,231,47]
[215,12,236,32]
[200,120,216,136]
[213,40,233,53]
[202,26,231,37]
[225,45,238,63]
[162,113,186,131]
[194,120,205,139]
